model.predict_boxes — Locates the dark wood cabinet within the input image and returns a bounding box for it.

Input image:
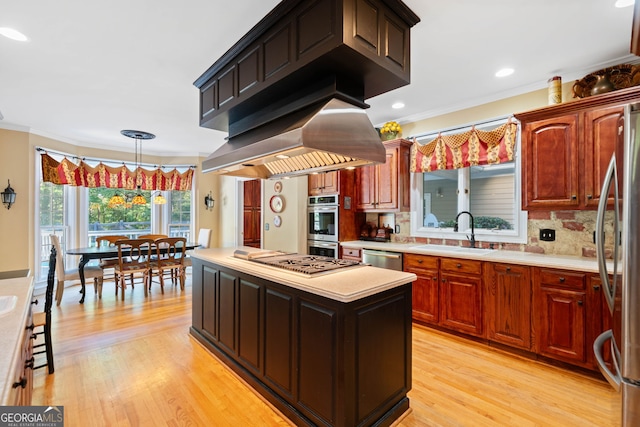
[191,257,412,427]
[195,0,419,134]
[355,138,411,212]
[404,254,439,325]
[516,89,638,210]
[485,263,532,350]
[440,258,484,337]
[533,268,588,366]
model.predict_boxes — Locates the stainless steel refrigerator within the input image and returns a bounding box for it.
[594,103,640,426]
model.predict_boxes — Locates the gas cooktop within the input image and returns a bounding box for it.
[247,253,361,276]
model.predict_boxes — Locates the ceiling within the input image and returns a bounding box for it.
[0,0,637,158]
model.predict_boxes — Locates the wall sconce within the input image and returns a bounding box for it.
[204,192,215,211]
[1,180,16,209]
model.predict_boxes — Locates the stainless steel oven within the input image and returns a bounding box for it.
[307,195,338,242]
[307,240,339,258]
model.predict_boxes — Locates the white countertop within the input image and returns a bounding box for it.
[0,275,34,405]
[341,240,607,274]
[191,247,416,303]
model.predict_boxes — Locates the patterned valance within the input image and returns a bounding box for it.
[410,120,517,173]
[41,153,194,191]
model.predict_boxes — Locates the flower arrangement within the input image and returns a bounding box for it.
[379,121,402,140]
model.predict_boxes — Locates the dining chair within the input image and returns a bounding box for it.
[114,238,154,299]
[95,235,129,282]
[138,234,168,241]
[151,237,187,292]
[184,228,212,269]
[32,246,57,374]
[50,235,104,306]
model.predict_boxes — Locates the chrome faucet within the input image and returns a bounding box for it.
[454,211,476,248]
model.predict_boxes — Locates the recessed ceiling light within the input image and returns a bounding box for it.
[495,68,514,78]
[0,27,28,42]
[276,154,290,159]
[615,0,634,8]
[391,102,405,109]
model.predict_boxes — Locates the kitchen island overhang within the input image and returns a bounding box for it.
[189,247,416,427]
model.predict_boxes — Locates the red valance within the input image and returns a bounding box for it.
[410,121,517,173]
[41,153,194,191]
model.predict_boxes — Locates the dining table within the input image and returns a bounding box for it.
[66,242,200,303]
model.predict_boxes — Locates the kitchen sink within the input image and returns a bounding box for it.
[411,244,494,256]
[0,295,18,317]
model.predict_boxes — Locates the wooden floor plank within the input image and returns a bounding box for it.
[31,276,620,426]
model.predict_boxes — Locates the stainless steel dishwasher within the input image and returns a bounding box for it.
[362,249,403,271]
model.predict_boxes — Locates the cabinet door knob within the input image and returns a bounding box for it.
[577,300,583,306]
[417,259,423,264]
[31,299,38,305]
[456,263,462,268]
[506,266,511,272]
[559,277,565,283]
[26,323,35,331]
[571,195,577,200]
[587,194,593,200]
[432,277,438,281]
[593,285,601,291]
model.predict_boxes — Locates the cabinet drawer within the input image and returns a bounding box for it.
[342,248,361,258]
[404,254,438,270]
[539,269,586,290]
[441,258,482,275]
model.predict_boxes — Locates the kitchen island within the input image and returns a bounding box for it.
[190,247,416,427]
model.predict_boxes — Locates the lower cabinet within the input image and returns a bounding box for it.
[533,268,589,367]
[7,301,34,406]
[485,263,532,350]
[191,258,412,427]
[404,254,484,338]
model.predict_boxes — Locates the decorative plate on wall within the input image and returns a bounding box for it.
[273,215,282,227]
[273,181,283,194]
[269,195,284,213]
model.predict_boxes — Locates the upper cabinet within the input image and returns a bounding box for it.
[516,87,640,210]
[355,138,411,212]
[308,171,338,196]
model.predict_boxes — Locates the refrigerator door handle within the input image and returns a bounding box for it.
[596,154,617,314]
[593,329,621,391]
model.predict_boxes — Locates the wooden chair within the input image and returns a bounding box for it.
[151,237,187,292]
[96,235,129,282]
[114,238,154,299]
[184,228,212,269]
[50,235,104,306]
[32,246,57,374]
[138,234,168,241]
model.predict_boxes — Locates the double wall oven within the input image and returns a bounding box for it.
[307,195,339,258]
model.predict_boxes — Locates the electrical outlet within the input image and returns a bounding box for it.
[540,228,555,242]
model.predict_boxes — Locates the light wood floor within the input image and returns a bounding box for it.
[32,275,621,427]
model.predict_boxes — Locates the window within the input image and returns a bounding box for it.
[38,182,65,280]
[410,118,528,244]
[88,187,153,244]
[168,190,191,239]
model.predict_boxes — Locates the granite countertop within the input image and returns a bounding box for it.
[341,240,607,274]
[191,247,416,303]
[0,275,34,405]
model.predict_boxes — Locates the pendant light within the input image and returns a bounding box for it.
[151,191,167,205]
[108,130,155,207]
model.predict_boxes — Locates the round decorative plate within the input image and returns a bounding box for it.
[269,195,285,213]
[274,181,283,194]
[273,215,282,227]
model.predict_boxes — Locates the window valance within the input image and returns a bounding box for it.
[410,120,517,173]
[41,153,194,191]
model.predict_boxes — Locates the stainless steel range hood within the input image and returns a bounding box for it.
[201,98,386,179]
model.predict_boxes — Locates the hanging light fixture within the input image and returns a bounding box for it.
[151,191,167,205]
[108,130,156,207]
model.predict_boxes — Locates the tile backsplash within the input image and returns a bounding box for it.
[388,210,613,258]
